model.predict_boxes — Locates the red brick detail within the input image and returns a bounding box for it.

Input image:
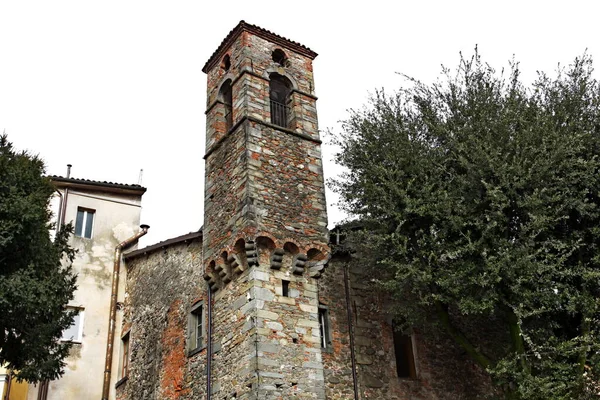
[160,300,189,399]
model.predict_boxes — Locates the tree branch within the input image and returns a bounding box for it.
[435,301,492,369]
[506,308,530,375]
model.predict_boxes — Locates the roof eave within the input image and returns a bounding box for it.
[124,231,203,261]
[50,177,147,196]
[202,20,318,74]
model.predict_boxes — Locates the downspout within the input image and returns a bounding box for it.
[58,164,72,231]
[344,265,359,400]
[206,284,213,400]
[55,189,63,233]
[101,224,150,400]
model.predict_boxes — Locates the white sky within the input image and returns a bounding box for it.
[1,0,598,247]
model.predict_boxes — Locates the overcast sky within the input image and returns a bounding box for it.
[1,1,598,247]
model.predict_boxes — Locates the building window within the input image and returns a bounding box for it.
[74,208,95,238]
[318,305,331,350]
[392,322,417,379]
[282,280,290,297]
[272,49,288,67]
[269,73,292,128]
[61,307,84,342]
[188,302,204,354]
[219,80,233,132]
[120,332,130,379]
[221,54,231,71]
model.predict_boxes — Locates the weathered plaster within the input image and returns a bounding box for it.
[27,188,143,400]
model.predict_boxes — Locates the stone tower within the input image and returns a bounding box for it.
[202,21,330,399]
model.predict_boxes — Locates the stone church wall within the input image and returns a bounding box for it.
[320,256,496,400]
[116,238,206,400]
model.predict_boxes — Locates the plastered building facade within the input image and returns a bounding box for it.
[113,21,493,400]
[26,177,146,400]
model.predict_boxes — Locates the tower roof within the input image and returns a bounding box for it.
[202,20,318,73]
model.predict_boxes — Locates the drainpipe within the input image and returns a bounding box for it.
[344,265,359,400]
[206,284,213,400]
[58,164,72,230]
[55,189,64,233]
[101,224,150,400]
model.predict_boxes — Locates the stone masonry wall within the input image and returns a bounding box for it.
[247,242,326,399]
[320,256,496,400]
[246,120,327,245]
[207,263,257,400]
[203,125,249,261]
[116,239,206,400]
[203,28,326,262]
[119,238,498,400]
[201,236,329,400]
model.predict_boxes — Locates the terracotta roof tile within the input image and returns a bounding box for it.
[50,175,147,193]
[124,230,203,260]
[202,20,318,73]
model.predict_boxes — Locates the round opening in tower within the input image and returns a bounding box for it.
[221,54,231,71]
[272,49,288,67]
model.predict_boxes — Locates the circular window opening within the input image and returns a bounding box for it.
[221,55,231,71]
[272,49,287,67]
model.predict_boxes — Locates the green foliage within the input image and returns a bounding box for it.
[333,52,600,399]
[0,134,77,383]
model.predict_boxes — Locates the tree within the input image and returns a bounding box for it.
[332,52,600,399]
[0,134,77,383]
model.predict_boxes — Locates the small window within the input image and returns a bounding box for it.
[282,280,290,297]
[120,331,130,379]
[393,322,417,379]
[75,208,95,239]
[272,49,287,66]
[219,80,233,132]
[61,307,84,342]
[221,54,231,71]
[318,306,331,349]
[269,73,292,128]
[188,302,204,354]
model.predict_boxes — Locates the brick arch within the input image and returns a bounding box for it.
[254,231,280,248]
[262,67,299,90]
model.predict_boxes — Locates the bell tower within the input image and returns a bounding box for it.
[202,21,330,399]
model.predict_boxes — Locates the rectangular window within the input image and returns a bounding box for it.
[318,306,331,349]
[74,208,95,238]
[188,302,204,354]
[282,280,290,297]
[392,322,417,379]
[61,307,84,342]
[120,332,130,379]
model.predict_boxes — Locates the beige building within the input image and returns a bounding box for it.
[27,175,146,400]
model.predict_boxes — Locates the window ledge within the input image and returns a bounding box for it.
[115,376,128,388]
[187,345,206,358]
[73,235,93,240]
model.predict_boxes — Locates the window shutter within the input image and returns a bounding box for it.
[186,311,194,353]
